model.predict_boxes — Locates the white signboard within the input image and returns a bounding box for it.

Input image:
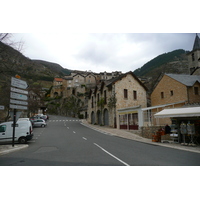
[11,77,28,89]
[10,92,28,101]
[11,87,28,95]
[0,105,5,110]
[10,104,28,110]
[10,99,28,106]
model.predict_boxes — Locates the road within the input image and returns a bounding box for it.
[0,115,200,166]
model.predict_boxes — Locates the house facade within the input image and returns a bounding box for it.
[87,71,147,130]
[151,73,200,125]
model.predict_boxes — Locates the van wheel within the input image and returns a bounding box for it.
[41,124,45,128]
[18,137,27,144]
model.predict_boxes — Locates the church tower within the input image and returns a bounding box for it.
[187,33,200,75]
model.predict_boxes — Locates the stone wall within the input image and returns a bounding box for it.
[131,126,171,140]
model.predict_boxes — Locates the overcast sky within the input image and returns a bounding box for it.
[2,1,198,74]
[12,33,196,73]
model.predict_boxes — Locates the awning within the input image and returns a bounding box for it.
[154,107,200,118]
[118,105,140,115]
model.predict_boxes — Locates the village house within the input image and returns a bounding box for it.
[150,73,200,125]
[87,71,148,130]
[50,77,64,98]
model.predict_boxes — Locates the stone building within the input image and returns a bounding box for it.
[151,73,200,125]
[87,71,148,130]
[50,78,64,98]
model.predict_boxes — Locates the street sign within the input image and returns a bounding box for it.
[11,87,28,95]
[10,92,28,101]
[0,105,5,110]
[10,104,28,110]
[9,111,22,121]
[10,99,28,106]
[11,77,28,89]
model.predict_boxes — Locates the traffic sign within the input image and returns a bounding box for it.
[0,105,5,110]
[9,111,22,121]
[10,104,28,110]
[11,87,28,95]
[10,99,28,106]
[11,77,28,89]
[10,92,28,101]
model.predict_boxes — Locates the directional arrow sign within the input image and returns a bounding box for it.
[10,92,28,101]
[10,104,28,110]
[11,77,28,89]
[11,87,28,95]
[10,99,28,106]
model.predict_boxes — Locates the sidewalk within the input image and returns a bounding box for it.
[0,144,28,156]
[81,120,200,154]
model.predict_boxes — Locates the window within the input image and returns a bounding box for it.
[192,53,195,61]
[104,90,107,104]
[133,90,137,100]
[194,87,199,95]
[161,92,164,99]
[124,89,128,99]
[170,90,174,96]
[92,96,94,108]
[0,125,6,132]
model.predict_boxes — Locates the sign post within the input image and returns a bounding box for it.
[12,109,17,147]
[10,76,28,147]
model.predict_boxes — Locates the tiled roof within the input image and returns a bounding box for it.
[166,74,200,86]
[54,78,63,82]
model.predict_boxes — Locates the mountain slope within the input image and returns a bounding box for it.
[133,49,190,93]
[0,41,71,85]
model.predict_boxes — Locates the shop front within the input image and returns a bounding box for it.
[154,107,200,145]
[118,106,142,130]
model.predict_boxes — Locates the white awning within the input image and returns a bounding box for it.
[154,107,200,118]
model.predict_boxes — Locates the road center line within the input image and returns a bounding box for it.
[94,143,130,166]
[73,131,76,133]
[82,137,87,140]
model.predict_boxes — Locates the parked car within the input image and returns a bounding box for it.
[33,119,46,128]
[40,115,48,121]
[0,120,33,144]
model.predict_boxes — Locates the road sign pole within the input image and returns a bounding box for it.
[12,109,17,147]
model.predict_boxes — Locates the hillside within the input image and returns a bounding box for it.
[133,49,190,93]
[0,41,71,87]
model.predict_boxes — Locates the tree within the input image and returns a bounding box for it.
[63,96,82,117]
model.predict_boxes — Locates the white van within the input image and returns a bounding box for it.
[0,120,33,144]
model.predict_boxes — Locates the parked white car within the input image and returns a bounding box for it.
[0,120,33,144]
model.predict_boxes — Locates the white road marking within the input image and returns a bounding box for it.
[67,127,69,129]
[73,131,76,133]
[82,137,87,140]
[93,143,130,166]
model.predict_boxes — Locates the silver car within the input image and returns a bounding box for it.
[33,119,46,128]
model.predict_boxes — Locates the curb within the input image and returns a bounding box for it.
[81,121,200,154]
[0,144,28,156]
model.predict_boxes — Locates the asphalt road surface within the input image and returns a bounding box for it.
[0,115,200,166]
